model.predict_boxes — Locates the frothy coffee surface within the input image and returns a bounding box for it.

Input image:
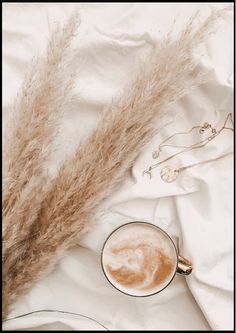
[102,223,177,296]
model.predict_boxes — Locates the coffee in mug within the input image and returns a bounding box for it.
[101,222,192,297]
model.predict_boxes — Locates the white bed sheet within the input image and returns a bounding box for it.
[2,3,234,331]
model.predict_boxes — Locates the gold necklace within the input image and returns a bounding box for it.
[160,152,233,183]
[143,113,234,180]
[152,113,233,159]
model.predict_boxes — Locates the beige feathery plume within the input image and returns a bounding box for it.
[3,6,231,318]
[3,13,80,282]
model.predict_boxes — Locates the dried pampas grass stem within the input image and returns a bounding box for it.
[3,13,80,314]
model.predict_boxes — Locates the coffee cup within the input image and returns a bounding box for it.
[101,221,192,297]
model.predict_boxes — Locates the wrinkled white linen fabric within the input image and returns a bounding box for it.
[2,3,234,331]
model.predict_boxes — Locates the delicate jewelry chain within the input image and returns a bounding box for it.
[159,152,233,183]
[143,113,234,179]
[152,113,233,159]
[179,151,233,172]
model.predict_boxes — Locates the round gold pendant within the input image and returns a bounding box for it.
[160,166,180,183]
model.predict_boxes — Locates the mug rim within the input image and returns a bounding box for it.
[101,221,179,298]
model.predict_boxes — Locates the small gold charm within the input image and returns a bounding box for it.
[160,166,180,183]
[143,170,152,179]
[152,150,160,159]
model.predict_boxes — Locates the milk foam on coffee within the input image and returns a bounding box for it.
[102,223,177,296]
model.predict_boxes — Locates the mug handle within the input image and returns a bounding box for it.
[177,255,193,275]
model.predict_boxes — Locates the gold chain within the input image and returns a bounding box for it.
[143,113,234,180]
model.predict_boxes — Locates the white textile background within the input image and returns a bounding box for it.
[2,3,234,331]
